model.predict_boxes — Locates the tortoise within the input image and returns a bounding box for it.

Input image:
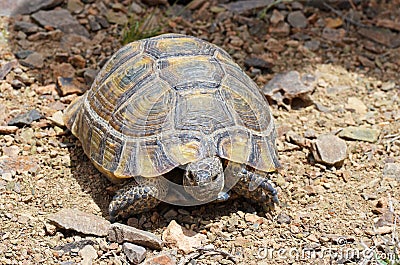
[64,33,280,221]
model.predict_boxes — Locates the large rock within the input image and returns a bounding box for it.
[108,223,164,250]
[0,0,63,16]
[311,134,347,167]
[31,9,89,37]
[162,220,206,254]
[48,208,111,236]
[78,245,98,265]
[263,71,315,109]
[123,243,147,264]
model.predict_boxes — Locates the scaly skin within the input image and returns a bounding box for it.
[108,158,278,221]
[108,176,168,221]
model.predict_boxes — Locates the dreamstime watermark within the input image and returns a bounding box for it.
[256,246,398,261]
[230,238,399,263]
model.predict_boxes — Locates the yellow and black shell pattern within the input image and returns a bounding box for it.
[64,33,280,183]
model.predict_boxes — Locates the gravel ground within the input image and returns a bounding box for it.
[0,1,399,264]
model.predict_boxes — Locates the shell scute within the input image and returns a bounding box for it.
[111,79,175,137]
[158,55,224,90]
[89,55,154,123]
[144,34,215,59]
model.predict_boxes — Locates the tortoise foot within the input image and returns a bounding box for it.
[226,162,279,210]
[109,176,168,221]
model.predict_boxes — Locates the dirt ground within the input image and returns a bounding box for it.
[0,0,399,264]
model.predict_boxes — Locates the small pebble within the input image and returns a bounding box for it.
[276,212,291,224]
[123,243,146,264]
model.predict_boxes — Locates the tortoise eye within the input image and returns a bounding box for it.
[211,174,219,181]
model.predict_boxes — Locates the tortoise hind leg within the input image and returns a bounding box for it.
[224,162,278,210]
[109,176,168,221]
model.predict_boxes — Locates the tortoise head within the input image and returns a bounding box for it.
[183,156,224,202]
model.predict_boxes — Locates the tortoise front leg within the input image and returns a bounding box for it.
[109,176,168,221]
[224,162,279,210]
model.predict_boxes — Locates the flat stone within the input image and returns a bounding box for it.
[269,21,290,36]
[130,2,144,14]
[108,223,163,250]
[339,127,380,143]
[8,109,43,127]
[244,213,265,224]
[345,97,368,114]
[311,134,347,167]
[322,27,346,42]
[304,39,320,51]
[383,163,400,180]
[83,69,98,86]
[52,63,76,78]
[14,50,34,59]
[33,84,57,95]
[381,81,396,91]
[105,10,128,25]
[11,79,24,89]
[31,9,89,37]
[264,38,285,53]
[48,110,65,127]
[78,245,98,265]
[67,0,84,14]
[359,27,400,48]
[375,226,393,235]
[0,154,39,174]
[325,17,344,29]
[143,253,177,265]
[13,21,43,34]
[163,209,178,219]
[57,77,86,96]
[88,15,101,31]
[54,239,95,253]
[0,60,17,80]
[287,11,308,28]
[0,125,18,134]
[276,212,291,224]
[223,0,273,14]
[96,16,109,28]
[20,127,34,142]
[244,57,273,71]
[162,220,206,254]
[48,208,111,236]
[2,145,20,158]
[122,243,146,264]
[0,0,63,15]
[69,54,86,69]
[270,9,284,25]
[19,52,44,69]
[27,30,63,42]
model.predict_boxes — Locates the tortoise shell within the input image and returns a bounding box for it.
[64,33,280,183]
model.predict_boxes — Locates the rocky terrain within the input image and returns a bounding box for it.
[0,0,399,264]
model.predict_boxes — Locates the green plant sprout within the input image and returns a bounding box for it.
[122,10,162,45]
